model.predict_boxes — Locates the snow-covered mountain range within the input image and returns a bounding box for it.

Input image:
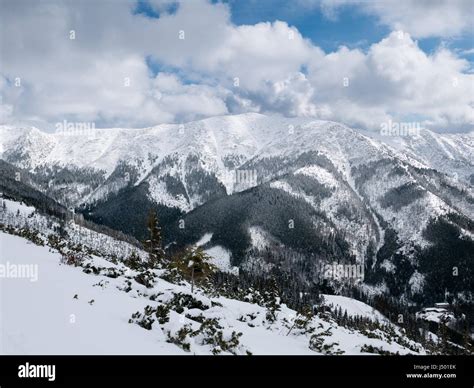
[1,113,473,308]
[1,113,472,204]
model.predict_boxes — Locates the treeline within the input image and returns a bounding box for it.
[0,160,69,220]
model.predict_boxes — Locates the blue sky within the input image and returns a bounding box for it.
[226,0,390,52]
[136,0,474,57]
[134,0,179,19]
[225,0,474,56]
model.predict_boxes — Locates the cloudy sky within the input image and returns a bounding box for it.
[0,0,473,132]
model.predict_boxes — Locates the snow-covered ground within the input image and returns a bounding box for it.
[0,199,147,262]
[0,220,424,355]
[322,294,390,324]
[195,233,238,275]
[0,232,181,355]
[0,195,428,355]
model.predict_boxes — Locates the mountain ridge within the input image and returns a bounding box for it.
[1,114,473,308]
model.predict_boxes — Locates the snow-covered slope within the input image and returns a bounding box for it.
[0,232,422,355]
[0,232,181,355]
[367,128,474,184]
[323,294,390,324]
[0,199,425,355]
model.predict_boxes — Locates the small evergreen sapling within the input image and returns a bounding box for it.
[172,247,215,293]
[143,210,166,269]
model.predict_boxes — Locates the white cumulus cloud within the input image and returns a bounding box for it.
[0,0,472,132]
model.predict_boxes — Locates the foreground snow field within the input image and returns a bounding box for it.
[0,217,425,355]
[0,232,181,355]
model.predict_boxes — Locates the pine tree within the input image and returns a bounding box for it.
[461,320,472,354]
[124,251,142,271]
[438,315,451,354]
[264,277,281,323]
[342,310,348,326]
[173,246,215,293]
[143,209,165,268]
